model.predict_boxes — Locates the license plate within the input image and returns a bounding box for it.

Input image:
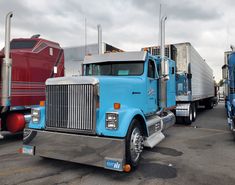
[22,145,35,155]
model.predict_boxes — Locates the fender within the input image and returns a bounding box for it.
[96,108,147,138]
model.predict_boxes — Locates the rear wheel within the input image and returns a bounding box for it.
[184,105,193,125]
[126,119,144,168]
[205,99,214,109]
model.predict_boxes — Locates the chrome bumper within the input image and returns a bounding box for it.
[23,129,125,171]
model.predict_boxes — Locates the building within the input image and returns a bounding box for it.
[64,43,123,76]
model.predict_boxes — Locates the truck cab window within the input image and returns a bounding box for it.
[148,60,156,78]
[172,67,175,74]
[10,40,37,49]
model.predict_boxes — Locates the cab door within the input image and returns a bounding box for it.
[147,59,158,113]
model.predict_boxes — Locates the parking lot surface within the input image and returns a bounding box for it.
[0,102,234,185]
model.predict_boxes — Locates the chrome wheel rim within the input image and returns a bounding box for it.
[130,127,143,163]
[193,108,196,119]
[190,110,193,121]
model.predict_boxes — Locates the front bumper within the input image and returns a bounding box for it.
[22,129,126,171]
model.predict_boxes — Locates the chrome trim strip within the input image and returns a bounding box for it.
[46,76,99,85]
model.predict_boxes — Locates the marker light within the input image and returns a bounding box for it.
[123,164,131,172]
[40,101,45,106]
[114,103,121,110]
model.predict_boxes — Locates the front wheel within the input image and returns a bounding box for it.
[126,119,144,168]
[205,99,214,109]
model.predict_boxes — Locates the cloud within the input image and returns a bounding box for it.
[0,0,232,81]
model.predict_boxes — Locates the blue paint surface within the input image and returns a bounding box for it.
[225,52,235,132]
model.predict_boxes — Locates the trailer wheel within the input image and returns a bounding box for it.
[184,105,193,125]
[126,119,144,168]
[192,103,197,122]
[205,99,214,109]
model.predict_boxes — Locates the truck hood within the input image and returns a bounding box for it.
[96,76,146,112]
[46,75,147,113]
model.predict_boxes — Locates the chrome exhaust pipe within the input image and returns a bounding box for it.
[160,16,168,109]
[97,24,102,54]
[1,12,13,107]
[160,16,169,79]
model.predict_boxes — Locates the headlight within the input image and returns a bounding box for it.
[31,108,40,123]
[106,112,119,130]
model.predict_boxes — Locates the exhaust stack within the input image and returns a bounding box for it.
[160,16,169,79]
[97,24,102,54]
[160,16,168,109]
[1,12,13,106]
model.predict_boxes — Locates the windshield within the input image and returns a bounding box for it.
[85,61,144,76]
[10,40,37,49]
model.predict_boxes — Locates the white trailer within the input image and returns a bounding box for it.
[174,43,214,124]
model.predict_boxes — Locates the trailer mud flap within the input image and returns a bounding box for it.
[176,103,190,117]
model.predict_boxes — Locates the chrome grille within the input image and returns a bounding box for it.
[46,84,96,134]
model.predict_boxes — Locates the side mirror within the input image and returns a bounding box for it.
[187,74,192,79]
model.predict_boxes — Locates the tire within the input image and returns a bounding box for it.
[205,99,213,109]
[184,105,193,125]
[126,119,144,168]
[192,103,197,122]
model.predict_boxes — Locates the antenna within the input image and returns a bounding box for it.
[85,17,87,56]
[158,3,162,46]
[97,24,102,54]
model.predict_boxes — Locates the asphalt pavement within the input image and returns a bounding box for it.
[0,102,234,185]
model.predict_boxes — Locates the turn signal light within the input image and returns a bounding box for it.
[40,101,45,106]
[114,103,121,109]
[123,164,131,172]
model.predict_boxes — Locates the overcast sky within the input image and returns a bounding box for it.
[0,0,234,81]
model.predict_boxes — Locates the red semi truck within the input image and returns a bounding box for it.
[0,12,64,137]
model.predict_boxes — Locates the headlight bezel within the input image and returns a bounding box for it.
[105,112,119,130]
[31,108,40,123]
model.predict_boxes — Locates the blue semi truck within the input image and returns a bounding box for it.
[22,50,176,171]
[222,49,235,139]
[21,16,216,170]
[22,17,179,172]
